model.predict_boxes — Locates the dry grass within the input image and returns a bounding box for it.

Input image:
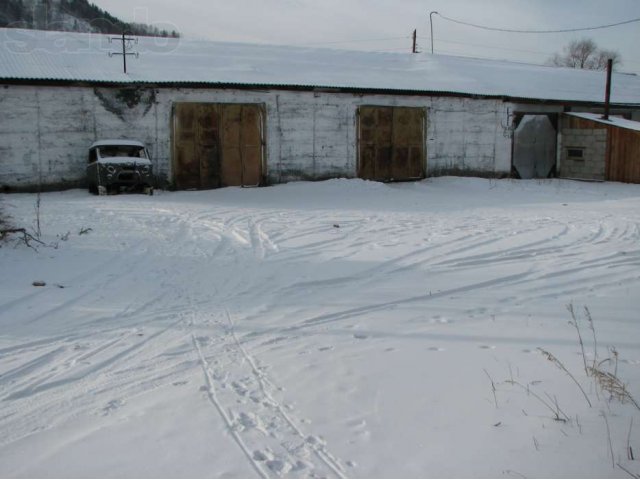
[589,367,640,410]
[496,305,639,476]
[538,347,592,408]
[566,304,639,410]
[0,201,11,245]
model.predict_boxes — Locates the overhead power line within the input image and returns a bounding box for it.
[435,13,640,34]
[420,35,640,69]
[419,36,555,57]
[301,35,409,46]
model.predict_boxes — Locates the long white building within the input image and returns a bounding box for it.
[1,28,639,191]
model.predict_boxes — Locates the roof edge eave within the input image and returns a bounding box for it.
[1,77,639,108]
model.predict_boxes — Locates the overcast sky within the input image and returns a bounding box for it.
[91,0,640,74]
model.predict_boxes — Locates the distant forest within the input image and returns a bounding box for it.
[0,0,180,38]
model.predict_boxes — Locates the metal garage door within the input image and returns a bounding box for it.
[358,106,425,182]
[173,103,264,190]
[512,114,558,179]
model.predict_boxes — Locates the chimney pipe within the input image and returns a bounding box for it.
[603,58,613,121]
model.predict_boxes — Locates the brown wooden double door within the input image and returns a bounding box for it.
[358,106,425,182]
[173,103,263,190]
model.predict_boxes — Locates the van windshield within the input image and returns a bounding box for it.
[98,146,147,159]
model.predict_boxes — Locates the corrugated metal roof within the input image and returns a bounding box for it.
[1,28,640,104]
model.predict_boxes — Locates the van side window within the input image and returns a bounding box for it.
[89,149,97,163]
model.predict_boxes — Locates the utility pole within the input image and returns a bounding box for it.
[429,11,438,54]
[109,31,139,74]
[412,29,417,54]
[602,58,613,121]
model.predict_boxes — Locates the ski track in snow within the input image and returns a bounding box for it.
[1,179,640,477]
[192,308,345,479]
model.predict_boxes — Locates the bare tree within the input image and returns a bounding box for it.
[595,49,622,70]
[548,38,622,70]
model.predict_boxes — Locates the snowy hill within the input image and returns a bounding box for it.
[0,0,179,37]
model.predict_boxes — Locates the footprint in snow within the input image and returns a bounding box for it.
[235,412,268,435]
[196,336,212,346]
[479,345,496,350]
[232,381,248,396]
[306,435,327,447]
[102,399,125,415]
[283,441,312,460]
[253,450,299,475]
[266,459,293,475]
[347,418,367,430]
[253,449,274,462]
[428,347,445,352]
[429,316,452,325]
[353,333,369,340]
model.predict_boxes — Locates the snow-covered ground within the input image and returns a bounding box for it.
[1,177,640,478]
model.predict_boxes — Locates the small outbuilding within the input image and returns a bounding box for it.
[559,113,640,183]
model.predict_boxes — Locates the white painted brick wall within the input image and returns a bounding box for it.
[559,127,607,181]
[0,84,519,190]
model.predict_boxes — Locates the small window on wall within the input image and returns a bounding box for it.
[567,147,585,161]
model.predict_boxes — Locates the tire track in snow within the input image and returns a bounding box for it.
[160,207,640,343]
[0,346,69,386]
[266,214,556,301]
[280,270,534,335]
[3,320,180,401]
[270,225,505,296]
[0,316,191,447]
[249,220,279,261]
[0,251,127,316]
[0,332,133,397]
[267,215,640,329]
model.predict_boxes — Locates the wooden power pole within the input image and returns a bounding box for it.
[603,58,613,120]
[412,29,417,53]
[109,31,139,74]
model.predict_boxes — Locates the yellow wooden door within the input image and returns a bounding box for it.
[173,103,264,189]
[173,103,199,190]
[358,106,425,182]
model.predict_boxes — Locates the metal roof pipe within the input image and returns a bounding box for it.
[603,58,613,120]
